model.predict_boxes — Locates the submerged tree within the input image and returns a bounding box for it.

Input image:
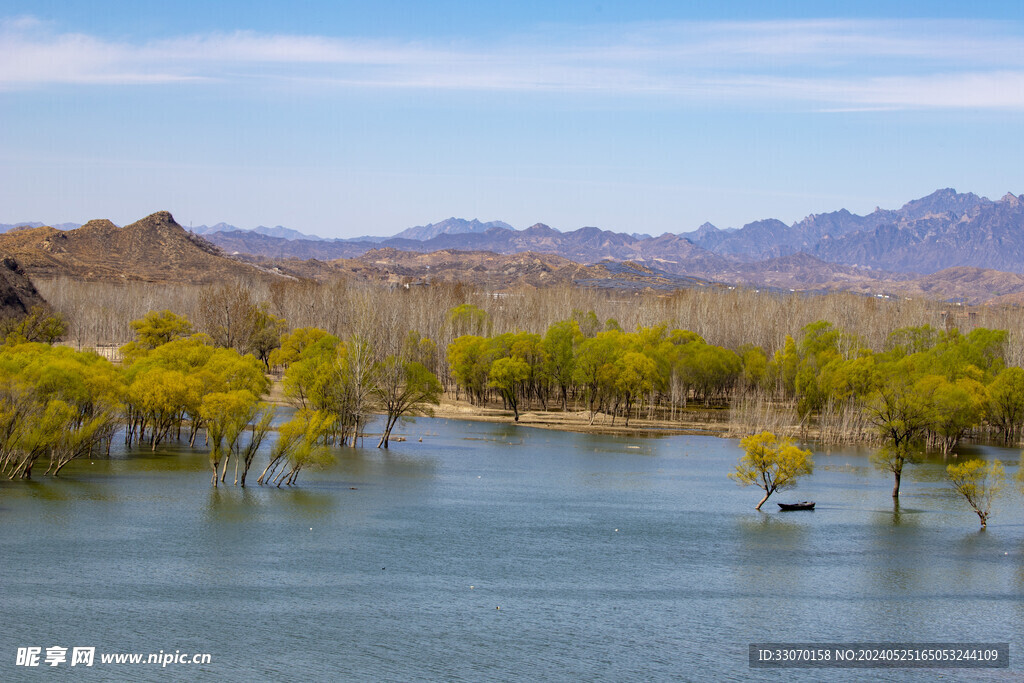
[374,357,442,448]
[0,343,123,479]
[730,431,814,510]
[988,367,1024,444]
[865,368,931,499]
[200,389,274,487]
[257,409,335,486]
[946,459,1004,528]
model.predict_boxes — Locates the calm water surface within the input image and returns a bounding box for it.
[1,418,1022,681]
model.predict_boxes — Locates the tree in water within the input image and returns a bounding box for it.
[730,431,814,510]
[919,375,987,455]
[200,390,274,487]
[4,398,67,480]
[373,357,442,448]
[865,367,931,499]
[987,367,1024,444]
[947,459,1004,528]
[257,409,335,486]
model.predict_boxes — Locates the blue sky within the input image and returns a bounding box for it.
[2,1,1023,238]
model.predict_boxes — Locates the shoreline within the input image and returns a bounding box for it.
[427,397,735,438]
[266,379,811,441]
[265,376,739,438]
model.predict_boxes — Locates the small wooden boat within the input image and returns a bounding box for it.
[778,501,815,511]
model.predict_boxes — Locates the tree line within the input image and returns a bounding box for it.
[35,275,1024,379]
[4,286,1024,506]
[444,309,1024,505]
[445,309,1023,442]
[4,300,1015,528]
[0,309,442,485]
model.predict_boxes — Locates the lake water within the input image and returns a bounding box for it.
[1,417,1022,681]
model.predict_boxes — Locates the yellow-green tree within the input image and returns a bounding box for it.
[769,335,799,397]
[257,409,336,486]
[200,389,274,487]
[0,306,66,345]
[920,375,988,455]
[127,367,191,450]
[865,365,932,499]
[374,357,442,447]
[615,350,657,426]
[739,345,770,393]
[572,330,622,424]
[0,344,123,478]
[447,303,490,337]
[269,327,332,371]
[947,459,1004,528]
[988,367,1024,444]
[509,332,548,410]
[447,335,491,403]
[4,398,69,480]
[280,334,342,409]
[730,431,814,510]
[489,356,531,422]
[542,320,581,409]
[131,310,194,348]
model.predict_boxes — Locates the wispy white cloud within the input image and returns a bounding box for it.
[2,16,1024,109]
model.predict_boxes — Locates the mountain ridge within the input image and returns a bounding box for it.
[7,189,1024,302]
[189,188,1024,277]
[0,211,281,284]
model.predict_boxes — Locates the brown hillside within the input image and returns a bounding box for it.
[0,211,280,284]
[894,267,1024,304]
[239,248,712,291]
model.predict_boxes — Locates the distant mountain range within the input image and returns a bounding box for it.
[7,189,1024,303]
[192,189,1024,278]
[392,217,514,241]
[687,188,1019,272]
[11,188,1023,277]
[8,204,1024,304]
[193,217,517,243]
[188,223,328,242]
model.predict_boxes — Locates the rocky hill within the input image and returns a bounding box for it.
[891,266,1024,304]
[0,211,279,284]
[0,257,47,317]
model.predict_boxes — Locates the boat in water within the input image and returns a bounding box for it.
[778,501,815,511]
